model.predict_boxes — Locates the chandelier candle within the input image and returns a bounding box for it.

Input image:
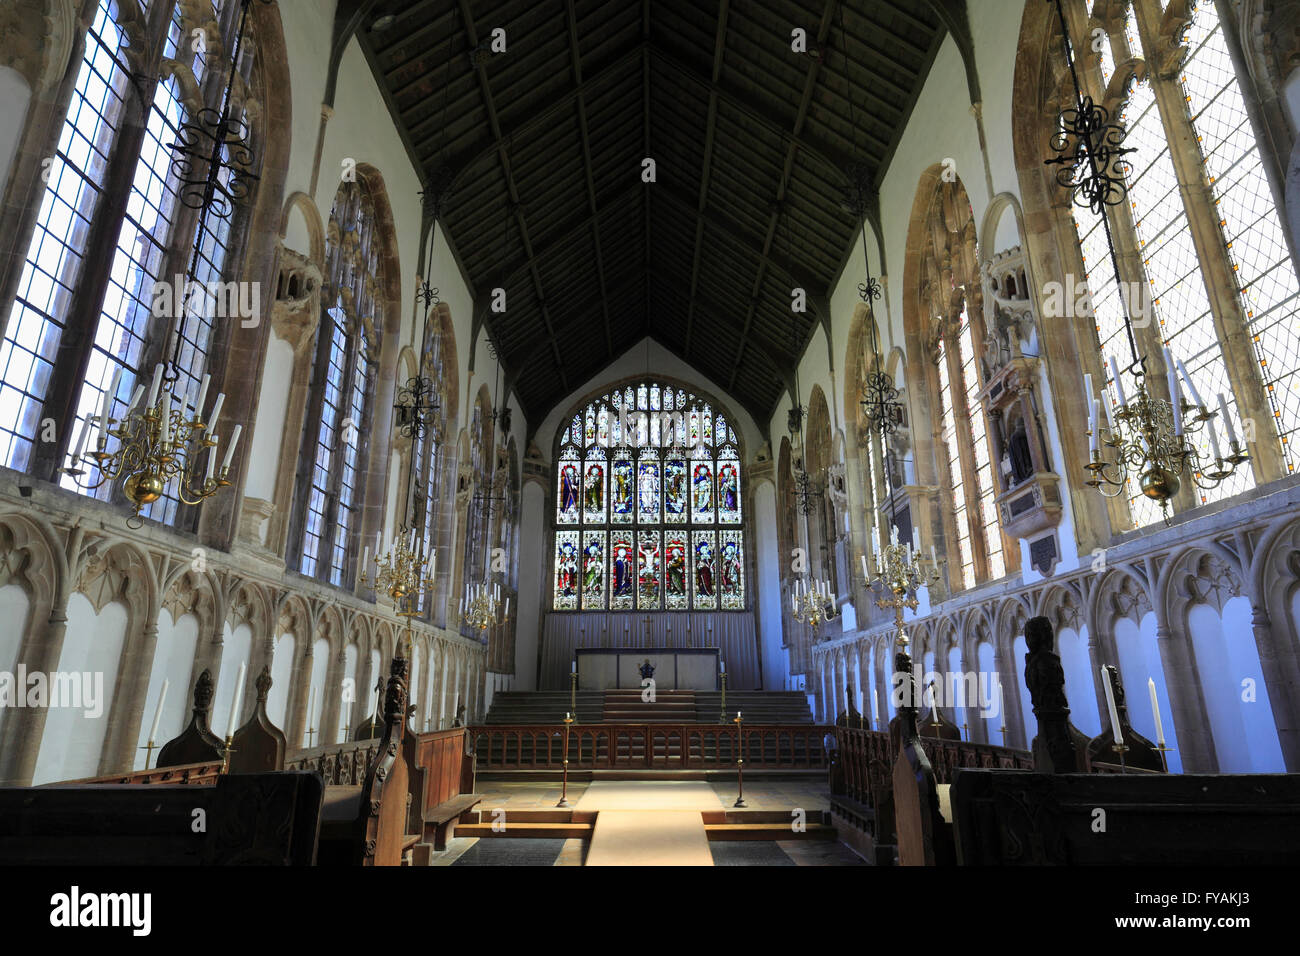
[1174,358,1204,408]
[1108,355,1127,406]
[1218,394,1238,445]
[1101,666,1122,747]
[1148,677,1166,748]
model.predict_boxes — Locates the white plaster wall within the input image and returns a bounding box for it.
[134,609,199,768]
[268,631,295,728]
[32,595,126,784]
[244,335,294,501]
[212,621,252,738]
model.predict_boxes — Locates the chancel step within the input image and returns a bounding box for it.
[484,690,814,725]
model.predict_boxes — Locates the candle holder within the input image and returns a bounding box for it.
[556,713,574,808]
[719,671,728,724]
[221,734,236,773]
[1155,742,1173,773]
[732,711,746,808]
[139,739,158,771]
[961,721,968,742]
[362,527,435,618]
[305,725,316,748]
[791,580,838,640]
[569,667,579,724]
[1111,741,1129,773]
[999,724,1009,746]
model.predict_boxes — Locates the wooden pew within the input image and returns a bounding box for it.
[409,727,480,850]
[0,772,323,865]
[950,770,1300,865]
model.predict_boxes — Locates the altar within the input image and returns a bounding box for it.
[540,611,760,689]
[575,648,721,690]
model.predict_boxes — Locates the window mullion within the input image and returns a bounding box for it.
[1130,0,1286,484]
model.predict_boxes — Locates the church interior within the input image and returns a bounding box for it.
[1,0,1300,879]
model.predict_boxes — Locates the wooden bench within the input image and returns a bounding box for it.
[0,771,324,865]
[408,726,481,851]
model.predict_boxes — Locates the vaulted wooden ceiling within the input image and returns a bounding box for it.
[354,0,955,429]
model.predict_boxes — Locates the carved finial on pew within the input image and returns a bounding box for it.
[890,646,921,752]
[452,704,466,728]
[229,666,287,773]
[1023,617,1084,773]
[156,669,224,770]
[1086,666,1164,772]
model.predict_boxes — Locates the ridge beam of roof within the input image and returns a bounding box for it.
[728,0,838,393]
[641,1,652,335]
[565,0,614,360]
[682,0,731,356]
[456,0,567,393]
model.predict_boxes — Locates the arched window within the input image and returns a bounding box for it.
[1063,0,1298,528]
[553,380,745,612]
[289,180,382,586]
[913,177,1005,592]
[0,0,264,527]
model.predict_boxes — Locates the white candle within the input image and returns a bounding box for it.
[205,443,216,482]
[912,527,921,551]
[100,367,121,427]
[1083,372,1094,413]
[1147,678,1166,748]
[160,387,171,444]
[1217,393,1238,445]
[871,688,879,721]
[861,554,869,579]
[503,597,509,617]
[720,660,725,674]
[71,414,93,463]
[890,524,899,546]
[362,544,370,569]
[871,525,880,555]
[1206,414,1222,461]
[929,686,939,723]
[930,545,938,566]
[195,373,210,421]
[148,679,169,743]
[208,392,226,433]
[1164,349,1183,436]
[1090,400,1101,453]
[430,550,436,579]
[572,660,577,673]
[227,661,246,738]
[1175,358,1204,408]
[146,363,163,409]
[1108,355,1127,406]
[220,423,242,471]
[1101,666,1122,746]
[124,383,145,417]
[1101,396,1115,432]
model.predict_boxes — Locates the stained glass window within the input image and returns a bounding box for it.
[552,380,746,610]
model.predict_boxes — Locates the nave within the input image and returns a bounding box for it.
[1,0,1300,898]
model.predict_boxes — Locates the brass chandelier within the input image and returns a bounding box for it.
[1045,0,1248,518]
[791,577,839,638]
[362,528,435,619]
[63,0,266,526]
[461,580,509,631]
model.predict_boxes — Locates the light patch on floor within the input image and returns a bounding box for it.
[585,810,713,866]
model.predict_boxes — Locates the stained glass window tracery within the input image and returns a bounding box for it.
[552,380,745,610]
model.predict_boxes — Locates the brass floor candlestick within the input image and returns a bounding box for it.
[557,713,574,808]
[569,668,578,723]
[221,735,235,773]
[1155,743,1172,773]
[733,712,746,808]
[719,671,728,723]
[999,724,1008,746]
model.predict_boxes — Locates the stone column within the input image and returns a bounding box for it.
[2,603,70,785]
[320,648,346,745]
[1251,604,1300,770]
[286,639,313,749]
[100,608,161,775]
[994,643,1023,749]
[1154,623,1217,771]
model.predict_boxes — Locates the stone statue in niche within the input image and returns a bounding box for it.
[1008,416,1034,484]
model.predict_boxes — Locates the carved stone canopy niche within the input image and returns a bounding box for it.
[979,247,1061,541]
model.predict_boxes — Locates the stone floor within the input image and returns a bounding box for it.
[440,777,862,866]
